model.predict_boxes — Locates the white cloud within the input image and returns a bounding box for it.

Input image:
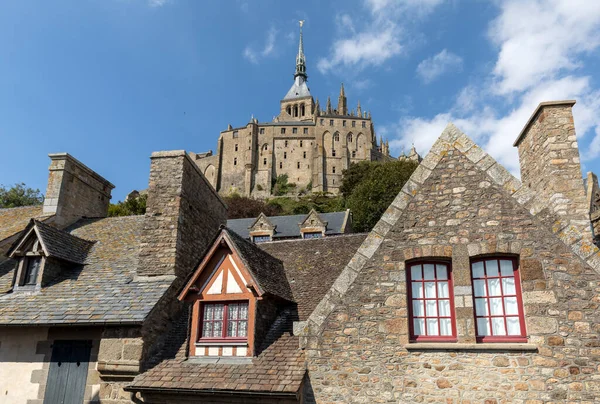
[387,0,600,174]
[243,27,278,64]
[489,0,600,95]
[416,49,463,83]
[318,0,444,74]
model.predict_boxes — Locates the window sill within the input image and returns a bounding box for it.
[196,341,248,347]
[405,342,538,352]
[188,357,252,365]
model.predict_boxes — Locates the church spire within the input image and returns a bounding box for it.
[326,96,332,114]
[337,83,347,115]
[294,20,307,81]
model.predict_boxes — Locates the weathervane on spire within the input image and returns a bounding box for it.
[295,20,307,80]
[299,20,304,28]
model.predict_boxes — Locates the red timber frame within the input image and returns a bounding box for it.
[179,233,263,356]
[470,256,527,343]
[406,260,457,342]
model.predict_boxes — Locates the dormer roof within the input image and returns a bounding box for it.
[9,219,95,265]
[299,209,328,230]
[248,212,276,232]
[180,227,294,303]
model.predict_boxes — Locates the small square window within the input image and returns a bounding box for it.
[234,144,238,152]
[303,128,308,134]
[285,140,288,147]
[259,128,265,134]
[352,121,356,127]
[332,149,336,157]
[343,120,346,127]
[234,158,237,166]
[293,128,298,134]
[352,151,356,158]
[284,152,287,159]
[279,162,282,169]
[303,151,306,159]
[297,162,300,169]
[233,131,239,138]
[362,121,366,128]
[320,119,324,125]
[300,140,303,147]
[200,302,248,340]
[263,158,267,165]
[330,120,334,126]
[281,128,286,134]
[332,166,336,174]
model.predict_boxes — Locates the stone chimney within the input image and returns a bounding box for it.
[514,100,589,231]
[137,150,227,278]
[42,153,114,227]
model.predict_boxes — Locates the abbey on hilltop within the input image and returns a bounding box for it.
[192,22,393,198]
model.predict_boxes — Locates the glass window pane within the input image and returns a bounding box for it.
[436,264,448,280]
[424,264,435,280]
[425,282,436,298]
[502,277,516,295]
[227,320,237,337]
[437,281,449,298]
[426,319,439,336]
[487,278,501,296]
[239,321,248,337]
[438,300,451,317]
[411,265,422,280]
[440,318,452,336]
[412,300,424,317]
[202,322,211,337]
[475,298,489,316]
[486,260,499,277]
[426,300,438,317]
[230,304,239,320]
[204,305,213,320]
[504,297,519,315]
[506,317,521,335]
[412,282,423,298]
[492,317,506,336]
[500,260,514,276]
[414,318,425,335]
[214,304,224,320]
[477,318,490,336]
[472,261,485,278]
[240,303,248,320]
[489,298,504,315]
[214,320,222,337]
[473,280,487,297]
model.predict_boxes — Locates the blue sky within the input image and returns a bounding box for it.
[1,0,600,201]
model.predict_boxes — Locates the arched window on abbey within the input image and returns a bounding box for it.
[334,132,340,142]
[300,103,305,116]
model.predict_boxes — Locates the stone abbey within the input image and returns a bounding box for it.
[192,23,392,198]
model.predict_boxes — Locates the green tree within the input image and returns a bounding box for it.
[223,194,282,219]
[0,183,44,208]
[339,161,374,198]
[345,160,418,232]
[108,193,147,217]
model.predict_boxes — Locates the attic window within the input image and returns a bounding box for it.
[21,257,42,286]
[200,302,249,341]
[303,232,322,239]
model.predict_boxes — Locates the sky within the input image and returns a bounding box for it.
[1,0,600,201]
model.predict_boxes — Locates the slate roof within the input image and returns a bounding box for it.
[227,210,349,240]
[259,233,367,320]
[283,76,311,100]
[223,228,294,302]
[0,205,51,244]
[13,220,95,265]
[127,308,305,396]
[0,216,172,325]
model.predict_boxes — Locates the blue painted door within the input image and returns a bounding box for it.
[43,340,92,404]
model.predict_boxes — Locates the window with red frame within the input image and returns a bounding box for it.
[471,258,526,342]
[200,302,248,340]
[407,262,456,341]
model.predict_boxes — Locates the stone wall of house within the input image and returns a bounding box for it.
[0,326,103,404]
[515,102,589,234]
[42,153,114,227]
[302,147,600,403]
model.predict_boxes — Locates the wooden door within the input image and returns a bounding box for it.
[44,340,92,404]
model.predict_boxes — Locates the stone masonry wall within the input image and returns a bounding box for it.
[516,102,589,234]
[43,153,114,227]
[303,148,600,403]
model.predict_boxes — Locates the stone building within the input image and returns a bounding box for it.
[3,100,600,403]
[192,23,392,198]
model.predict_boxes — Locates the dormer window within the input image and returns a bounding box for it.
[21,257,42,286]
